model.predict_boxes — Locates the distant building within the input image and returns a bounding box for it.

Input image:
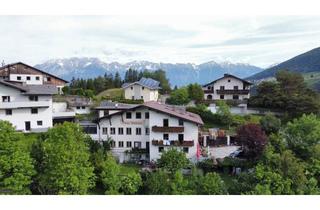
[202,74,252,101]
[122,77,160,102]
[0,62,68,94]
[94,100,139,118]
[65,95,92,115]
[85,101,203,163]
[0,80,57,132]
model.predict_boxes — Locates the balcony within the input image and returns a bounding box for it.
[152,126,184,133]
[204,89,214,94]
[0,101,50,109]
[216,89,249,95]
[152,140,194,147]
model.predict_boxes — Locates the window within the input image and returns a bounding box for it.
[126,112,132,119]
[29,96,38,101]
[220,95,224,99]
[228,79,231,82]
[233,95,239,100]
[145,127,150,135]
[118,127,124,135]
[134,141,142,148]
[31,108,38,114]
[37,121,43,126]
[36,76,40,80]
[234,86,238,90]
[110,127,116,135]
[82,126,97,134]
[131,87,133,90]
[5,109,12,115]
[26,76,31,80]
[47,77,51,82]
[163,119,169,127]
[163,133,169,140]
[110,141,116,148]
[118,141,124,148]
[81,106,85,109]
[126,141,132,148]
[103,110,109,116]
[159,147,164,153]
[220,86,225,90]
[132,96,134,100]
[142,86,145,90]
[76,106,80,110]
[2,96,10,102]
[141,96,143,99]
[126,127,132,135]
[145,112,149,119]
[102,127,108,135]
[207,86,211,90]
[178,119,184,126]
[136,112,141,119]
[178,134,184,142]
[183,147,189,153]
[17,76,21,80]
[136,128,142,135]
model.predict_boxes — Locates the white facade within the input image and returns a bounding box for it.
[90,106,201,163]
[0,83,53,132]
[124,84,159,102]
[9,74,43,85]
[70,106,91,115]
[203,74,251,101]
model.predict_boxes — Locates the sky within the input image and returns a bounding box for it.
[1,16,320,68]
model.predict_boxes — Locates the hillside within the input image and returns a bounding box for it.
[248,47,320,81]
[35,58,263,87]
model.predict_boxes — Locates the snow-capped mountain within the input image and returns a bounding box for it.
[35,57,263,86]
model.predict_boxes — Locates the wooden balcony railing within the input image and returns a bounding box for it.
[152,126,184,133]
[216,89,250,94]
[151,140,194,147]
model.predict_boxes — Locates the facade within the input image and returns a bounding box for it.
[202,74,252,101]
[88,101,203,163]
[65,95,92,115]
[122,77,160,102]
[0,80,57,132]
[0,62,68,94]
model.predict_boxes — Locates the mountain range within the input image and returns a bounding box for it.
[35,58,263,87]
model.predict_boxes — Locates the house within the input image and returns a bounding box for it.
[94,100,139,118]
[65,95,92,115]
[0,62,68,94]
[0,80,57,132]
[202,74,252,101]
[122,77,160,102]
[87,101,203,163]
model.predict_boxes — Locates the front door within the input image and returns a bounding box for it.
[25,121,31,131]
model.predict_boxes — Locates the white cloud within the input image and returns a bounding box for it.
[0,16,319,68]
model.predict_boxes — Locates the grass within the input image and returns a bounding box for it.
[97,88,124,99]
[120,163,141,175]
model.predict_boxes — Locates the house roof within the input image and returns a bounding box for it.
[0,79,58,95]
[203,73,253,87]
[0,62,68,83]
[99,101,204,125]
[95,100,139,110]
[121,77,161,90]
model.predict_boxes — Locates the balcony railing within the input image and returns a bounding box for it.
[152,140,194,147]
[204,89,214,94]
[0,101,50,109]
[216,89,250,94]
[152,126,184,133]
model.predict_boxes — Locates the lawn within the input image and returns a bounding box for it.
[97,88,124,99]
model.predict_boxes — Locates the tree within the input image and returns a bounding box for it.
[144,170,171,195]
[100,153,121,194]
[120,171,142,195]
[113,72,122,88]
[166,87,190,105]
[216,100,233,128]
[285,114,320,160]
[187,83,204,103]
[236,123,268,159]
[259,113,281,134]
[0,121,35,194]
[158,149,189,174]
[36,122,95,194]
[200,172,227,195]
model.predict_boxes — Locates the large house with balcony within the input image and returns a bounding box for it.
[0,62,68,94]
[87,101,203,163]
[122,77,160,102]
[202,74,252,101]
[0,80,57,132]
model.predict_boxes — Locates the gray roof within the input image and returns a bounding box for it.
[0,80,58,95]
[95,100,139,110]
[122,77,161,90]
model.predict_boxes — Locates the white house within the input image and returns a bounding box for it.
[87,101,203,163]
[202,74,252,101]
[122,77,160,102]
[0,80,57,132]
[65,95,92,115]
[0,62,68,94]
